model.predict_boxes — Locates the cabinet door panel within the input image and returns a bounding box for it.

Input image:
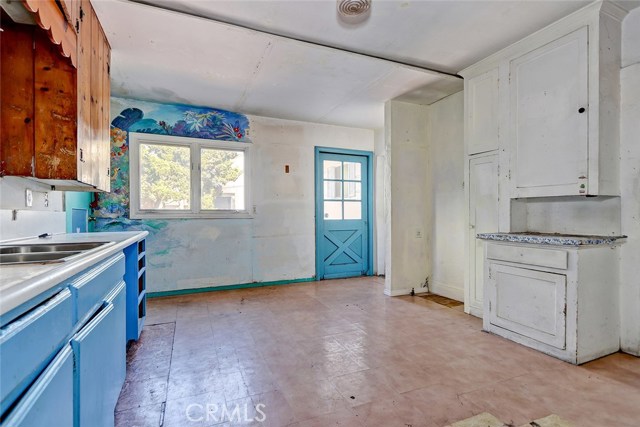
[100,26,111,192]
[466,68,499,155]
[89,6,103,188]
[1,345,73,427]
[467,154,499,316]
[76,0,92,185]
[510,27,588,197]
[71,303,116,427]
[33,29,77,180]
[0,23,36,176]
[488,263,566,349]
[0,289,73,413]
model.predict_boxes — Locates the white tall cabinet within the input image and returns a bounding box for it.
[466,155,499,317]
[460,1,625,318]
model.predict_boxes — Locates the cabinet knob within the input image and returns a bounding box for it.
[578,107,586,114]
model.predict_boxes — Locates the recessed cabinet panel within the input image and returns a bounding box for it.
[466,68,499,155]
[467,154,499,316]
[1,345,74,427]
[488,263,567,350]
[510,27,589,197]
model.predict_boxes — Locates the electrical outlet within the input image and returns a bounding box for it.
[25,189,33,207]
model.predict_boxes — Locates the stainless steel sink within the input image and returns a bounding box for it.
[0,252,82,264]
[0,241,113,265]
[0,242,109,254]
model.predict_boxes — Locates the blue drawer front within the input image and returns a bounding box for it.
[68,253,125,325]
[0,289,73,415]
[1,345,74,427]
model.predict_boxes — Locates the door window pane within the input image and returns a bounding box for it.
[344,201,362,220]
[343,182,361,200]
[140,143,191,210]
[324,181,342,200]
[324,201,342,220]
[201,148,245,210]
[323,160,342,180]
[343,162,361,181]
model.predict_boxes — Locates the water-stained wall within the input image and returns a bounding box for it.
[94,97,374,293]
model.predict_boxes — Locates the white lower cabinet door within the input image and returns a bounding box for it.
[488,263,566,349]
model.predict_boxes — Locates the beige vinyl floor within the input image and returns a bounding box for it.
[115,276,640,427]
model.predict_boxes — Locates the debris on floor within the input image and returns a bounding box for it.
[419,293,464,309]
[444,412,574,427]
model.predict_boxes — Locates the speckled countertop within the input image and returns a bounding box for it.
[0,231,147,316]
[477,232,626,247]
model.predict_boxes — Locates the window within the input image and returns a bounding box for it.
[322,160,362,220]
[130,133,251,218]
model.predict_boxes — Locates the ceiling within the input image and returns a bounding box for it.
[94,0,593,129]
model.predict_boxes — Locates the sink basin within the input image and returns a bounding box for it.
[0,242,110,254]
[0,242,113,264]
[0,252,82,264]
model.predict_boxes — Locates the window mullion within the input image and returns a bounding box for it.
[192,143,201,214]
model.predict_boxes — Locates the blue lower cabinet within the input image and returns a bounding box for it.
[124,241,146,342]
[103,281,127,415]
[71,281,126,427]
[0,289,73,415]
[1,345,74,427]
[68,254,125,326]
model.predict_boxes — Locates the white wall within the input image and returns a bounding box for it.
[0,177,65,241]
[374,128,386,276]
[384,100,430,296]
[250,115,375,282]
[619,7,640,355]
[427,92,465,301]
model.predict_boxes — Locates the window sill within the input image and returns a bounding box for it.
[130,211,254,220]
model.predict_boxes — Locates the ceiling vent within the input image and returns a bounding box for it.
[337,0,371,16]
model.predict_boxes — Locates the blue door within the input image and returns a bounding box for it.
[316,148,373,280]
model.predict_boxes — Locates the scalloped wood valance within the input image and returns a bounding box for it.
[22,0,77,67]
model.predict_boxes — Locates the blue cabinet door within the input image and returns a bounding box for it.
[1,345,74,427]
[70,281,125,427]
[0,289,73,414]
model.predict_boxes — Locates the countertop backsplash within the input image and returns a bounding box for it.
[0,177,65,241]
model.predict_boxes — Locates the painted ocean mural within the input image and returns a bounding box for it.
[93,97,250,263]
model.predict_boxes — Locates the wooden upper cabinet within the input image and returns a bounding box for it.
[0,0,111,192]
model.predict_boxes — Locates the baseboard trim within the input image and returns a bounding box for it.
[148,277,316,298]
[429,280,464,302]
[384,287,417,297]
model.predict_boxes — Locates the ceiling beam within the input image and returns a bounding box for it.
[128,0,462,80]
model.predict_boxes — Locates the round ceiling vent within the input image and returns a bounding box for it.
[337,0,371,16]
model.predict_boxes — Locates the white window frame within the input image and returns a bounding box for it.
[129,132,252,219]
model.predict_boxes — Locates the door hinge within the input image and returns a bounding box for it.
[75,18,80,33]
[79,6,85,21]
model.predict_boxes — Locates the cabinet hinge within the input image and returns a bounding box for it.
[75,18,80,33]
[508,170,511,180]
[489,301,492,312]
[79,6,85,21]
[488,268,492,280]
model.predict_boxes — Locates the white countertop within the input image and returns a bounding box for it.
[0,231,148,316]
